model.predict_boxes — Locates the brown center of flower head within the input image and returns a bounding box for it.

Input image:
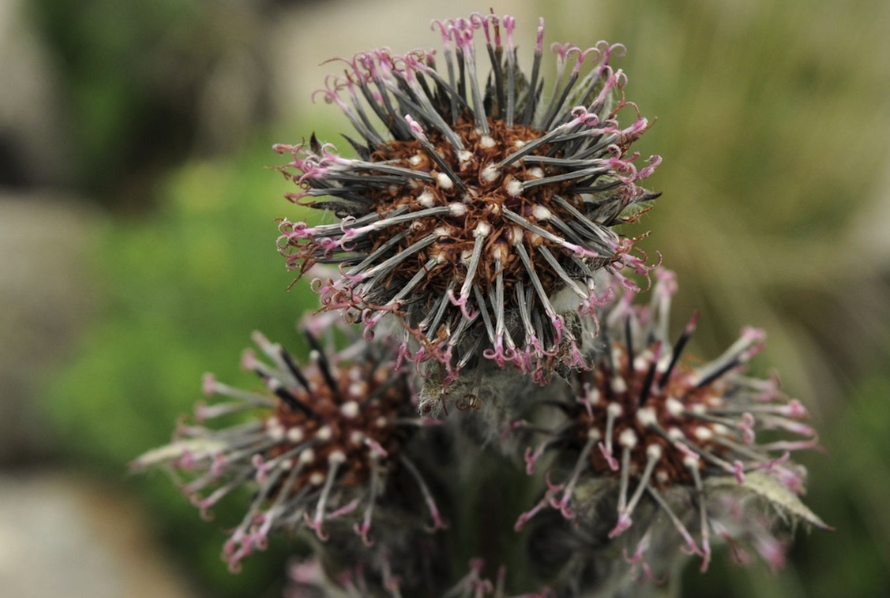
[575,340,728,487]
[360,115,613,313]
[264,357,407,489]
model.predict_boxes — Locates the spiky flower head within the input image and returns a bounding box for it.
[133,327,444,572]
[274,13,660,384]
[518,270,827,582]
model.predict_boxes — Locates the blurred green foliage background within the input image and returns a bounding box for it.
[43,153,323,597]
[9,0,888,596]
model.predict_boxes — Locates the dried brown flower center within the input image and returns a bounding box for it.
[363,115,609,304]
[267,362,408,487]
[579,344,729,486]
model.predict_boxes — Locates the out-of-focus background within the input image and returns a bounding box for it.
[2,0,889,596]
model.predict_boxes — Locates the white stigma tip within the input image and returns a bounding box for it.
[436,173,454,189]
[309,471,325,486]
[513,140,526,148]
[636,407,658,427]
[505,179,523,197]
[448,202,467,216]
[315,425,332,441]
[286,427,305,443]
[607,402,623,417]
[667,427,684,441]
[328,450,346,464]
[589,388,601,405]
[647,444,663,460]
[532,205,552,221]
[482,163,500,182]
[528,167,544,179]
[409,154,423,166]
[611,376,627,394]
[375,416,388,428]
[694,426,714,441]
[300,449,316,464]
[417,190,435,207]
[350,431,364,446]
[474,221,492,237]
[348,381,368,398]
[666,398,685,417]
[340,401,360,418]
[712,423,730,436]
[458,150,473,163]
[587,428,602,441]
[480,135,496,148]
[619,428,638,448]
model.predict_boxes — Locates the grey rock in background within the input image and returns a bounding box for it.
[0,4,91,460]
[0,473,196,598]
[0,0,68,187]
[0,193,101,465]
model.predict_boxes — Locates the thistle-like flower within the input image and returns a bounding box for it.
[274,13,660,384]
[518,270,827,580]
[133,328,444,572]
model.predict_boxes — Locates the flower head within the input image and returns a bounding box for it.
[518,270,827,576]
[134,328,444,571]
[275,14,660,384]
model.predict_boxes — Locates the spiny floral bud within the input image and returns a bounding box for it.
[274,13,660,385]
[133,328,444,572]
[517,269,827,582]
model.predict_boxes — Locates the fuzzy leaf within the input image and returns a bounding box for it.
[706,471,831,530]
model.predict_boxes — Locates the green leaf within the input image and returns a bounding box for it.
[706,471,832,530]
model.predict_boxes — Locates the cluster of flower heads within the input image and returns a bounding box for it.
[134,326,445,572]
[274,12,660,384]
[515,270,828,576]
[137,12,828,597]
